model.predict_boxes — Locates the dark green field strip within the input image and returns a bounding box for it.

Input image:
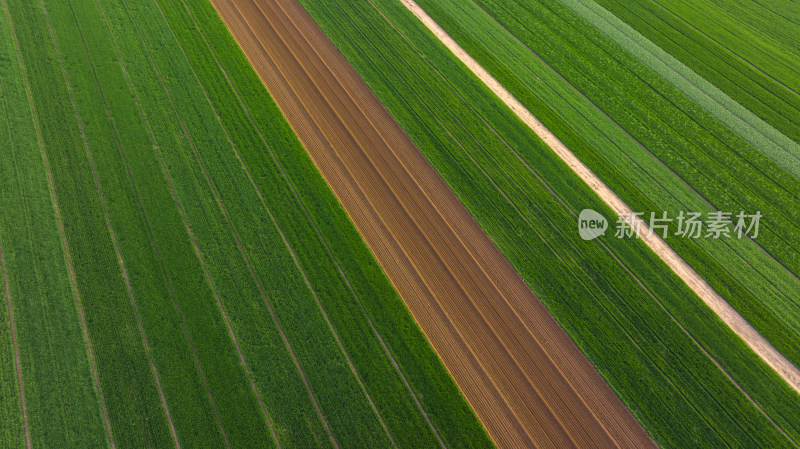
[5,0,179,446]
[51,0,303,445]
[82,0,339,446]
[0,21,26,447]
[297,0,800,446]
[414,0,800,382]
[139,0,478,445]
[37,0,247,445]
[174,1,493,446]
[87,1,289,445]
[0,1,114,446]
[595,0,800,146]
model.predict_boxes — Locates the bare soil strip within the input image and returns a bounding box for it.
[400,0,800,395]
[210,0,658,447]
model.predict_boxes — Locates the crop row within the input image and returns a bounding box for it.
[594,0,800,146]
[413,0,800,393]
[295,0,800,446]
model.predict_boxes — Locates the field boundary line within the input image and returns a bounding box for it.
[1,1,116,446]
[400,0,800,394]
[37,0,181,445]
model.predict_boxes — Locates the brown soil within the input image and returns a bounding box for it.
[208,0,658,447]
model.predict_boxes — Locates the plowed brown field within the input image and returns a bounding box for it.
[207,0,658,447]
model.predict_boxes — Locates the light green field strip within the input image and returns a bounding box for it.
[557,0,800,178]
[0,1,110,446]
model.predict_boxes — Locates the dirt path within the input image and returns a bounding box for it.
[209,0,658,447]
[400,0,800,395]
